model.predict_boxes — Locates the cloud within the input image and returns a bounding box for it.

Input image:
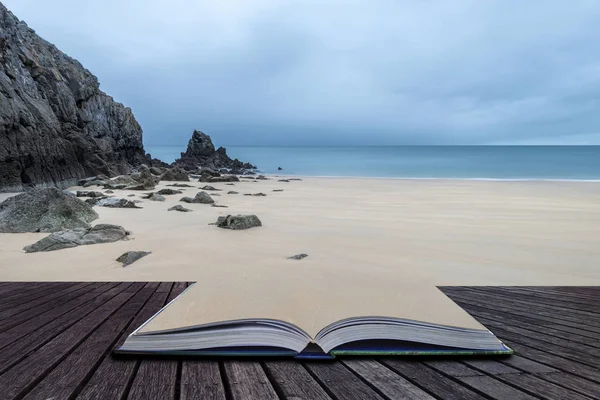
[5,0,600,145]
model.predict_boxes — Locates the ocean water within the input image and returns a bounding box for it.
[145,145,600,180]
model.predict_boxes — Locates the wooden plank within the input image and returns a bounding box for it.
[477,318,600,365]
[452,287,600,323]
[0,282,144,400]
[0,282,97,332]
[454,299,600,341]
[498,373,595,400]
[128,283,181,400]
[262,361,331,400]
[78,283,175,399]
[223,361,279,400]
[473,311,600,349]
[0,282,73,312]
[343,359,434,399]
[305,362,383,400]
[22,283,161,400]
[444,289,600,333]
[500,338,600,384]
[127,360,177,400]
[381,360,485,400]
[0,282,109,349]
[422,360,483,377]
[458,376,539,400]
[470,286,600,313]
[513,287,600,303]
[528,372,600,399]
[180,361,226,400]
[0,282,49,297]
[460,359,521,376]
[498,355,558,374]
[0,282,127,374]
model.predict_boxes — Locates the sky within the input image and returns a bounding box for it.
[4,0,600,146]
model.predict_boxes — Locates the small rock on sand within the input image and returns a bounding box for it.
[212,204,228,208]
[156,188,183,195]
[105,190,114,194]
[168,205,193,212]
[256,175,268,180]
[180,191,214,204]
[127,194,136,197]
[200,185,220,191]
[216,215,262,230]
[289,178,303,181]
[225,183,235,186]
[24,224,130,253]
[117,251,151,267]
[227,191,239,195]
[94,198,142,208]
[142,193,165,202]
[278,179,290,183]
[244,193,267,197]
[76,191,106,198]
[167,183,194,188]
[273,189,284,192]
[288,254,308,260]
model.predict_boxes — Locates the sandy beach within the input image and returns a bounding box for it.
[1,177,599,286]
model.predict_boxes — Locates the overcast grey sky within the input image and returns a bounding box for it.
[5,0,600,146]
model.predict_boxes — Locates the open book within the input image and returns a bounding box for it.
[116,280,512,359]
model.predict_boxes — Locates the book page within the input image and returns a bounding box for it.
[137,261,486,338]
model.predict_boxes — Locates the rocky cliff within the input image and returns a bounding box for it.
[0,2,147,192]
[174,130,255,173]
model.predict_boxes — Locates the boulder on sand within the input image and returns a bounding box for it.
[0,188,98,233]
[117,251,151,267]
[208,175,240,183]
[160,167,190,182]
[93,198,142,208]
[199,185,220,191]
[288,253,308,260]
[180,191,214,204]
[142,193,165,202]
[156,188,182,195]
[168,205,193,212]
[216,214,262,230]
[24,224,130,253]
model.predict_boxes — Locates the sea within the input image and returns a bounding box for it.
[145,145,600,181]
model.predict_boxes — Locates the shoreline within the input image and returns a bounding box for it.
[271,174,600,183]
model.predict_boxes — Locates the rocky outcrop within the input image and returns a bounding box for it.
[180,191,214,204]
[216,214,262,230]
[173,130,255,173]
[0,3,147,192]
[168,204,192,212]
[0,188,98,232]
[23,224,129,252]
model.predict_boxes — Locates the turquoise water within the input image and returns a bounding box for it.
[145,145,600,180]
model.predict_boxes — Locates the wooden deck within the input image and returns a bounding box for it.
[0,283,598,400]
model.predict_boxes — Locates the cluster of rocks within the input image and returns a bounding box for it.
[180,191,214,204]
[173,130,255,174]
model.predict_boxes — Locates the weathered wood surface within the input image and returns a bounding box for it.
[0,283,597,399]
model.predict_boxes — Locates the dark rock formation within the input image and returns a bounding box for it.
[0,3,148,192]
[24,224,129,252]
[173,130,255,172]
[207,175,240,183]
[278,167,283,171]
[117,251,151,267]
[149,167,164,176]
[88,197,141,208]
[142,193,165,202]
[216,214,262,230]
[160,167,190,182]
[0,188,98,232]
[244,193,267,197]
[288,254,308,260]
[227,191,239,195]
[156,188,182,195]
[179,191,214,204]
[167,183,193,188]
[168,205,192,212]
[199,185,220,191]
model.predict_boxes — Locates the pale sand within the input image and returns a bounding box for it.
[1,178,600,330]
